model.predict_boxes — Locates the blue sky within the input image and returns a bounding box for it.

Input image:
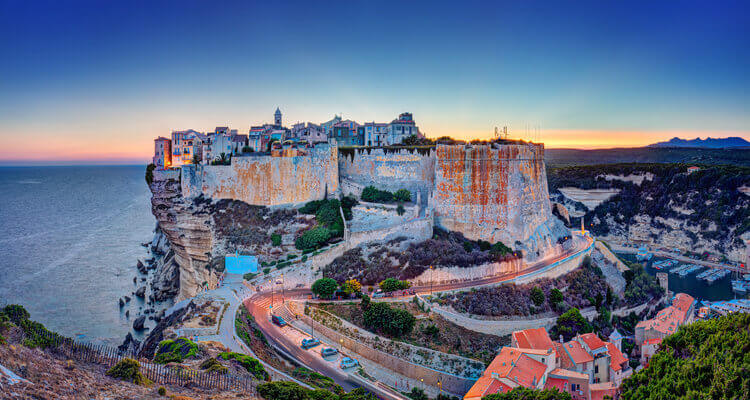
[0,0,748,163]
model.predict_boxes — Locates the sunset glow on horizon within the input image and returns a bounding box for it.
[1,1,748,164]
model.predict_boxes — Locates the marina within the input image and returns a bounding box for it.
[696,268,730,284]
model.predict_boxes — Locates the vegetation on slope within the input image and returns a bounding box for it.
[106,358,150,385]
[153,337,201,364]
[620,312,750,400]
[258,381,377,400]
[0,304,60,348]
[218,351,268,380]
[483,387,572,399]
[322,228,518,285]
[548,163,750,252]
[440,256,614,317]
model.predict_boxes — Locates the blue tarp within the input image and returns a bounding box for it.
[225,252,258,274]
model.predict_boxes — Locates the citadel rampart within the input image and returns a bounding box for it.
[338,147,435,204]
[181,144,338,206]
[432,143,567,260]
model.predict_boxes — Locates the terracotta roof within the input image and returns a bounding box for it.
[544,377,567,392]
[643,338,662,346]
[606,343,628,372]
[548,368,589,380]
[512,328,555,352]
[554,342,575,369]
[579,333,607,351]
[507,354,546,387]
[562,340,594,365]
[636,293,694,336]
[467,347,548,398]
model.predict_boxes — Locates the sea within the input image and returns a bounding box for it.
[0,166,156,346]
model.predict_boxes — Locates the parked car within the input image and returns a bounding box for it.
[372,290,385,298]
[301,338,321,349]
[340,357,359,369]
[321,347,338,357]
[271,315,287,327]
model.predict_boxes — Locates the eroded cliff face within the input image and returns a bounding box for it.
[149,171,216,300]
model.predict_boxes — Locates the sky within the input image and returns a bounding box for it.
[0,0,748,164]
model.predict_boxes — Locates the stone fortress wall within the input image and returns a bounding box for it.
[337,147,435,205]
[432,143,568,261]
[181,144,339,206]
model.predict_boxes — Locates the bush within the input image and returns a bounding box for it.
[361,186,393,203]
[363,302,415,337]
[360,294,371,310]
[106,358,149,385]
[530,287,545,307]
[484,387,572,399]
[153,338,200,364]
[263,267,271,274]
[549,308,592,342]
[394,189,411,202]
[407,387,429,400]
[378,278,411,293]
[219,352,268,380]
[157,386,166,396]
[291,367,343,394]
[258,381,310,400]
[295,226,331,250]
[145,163,156,185]
[341,279,362,295]
[312,278,338,299]
[396,204,405,216]
[199,357,228,374]
[244,272,257,281]
[271,233,282,247]
[550,288,563,304]
[242,145,252,153]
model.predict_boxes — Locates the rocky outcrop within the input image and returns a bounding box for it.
[551,202,571,227]
[137,300,196,359]
[150,248,179,302]
[149,173,216,300]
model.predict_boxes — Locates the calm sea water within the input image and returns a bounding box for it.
[0,166,155,346]
[616,252,745,302]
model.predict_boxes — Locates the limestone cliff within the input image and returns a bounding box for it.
[149,170,216,300]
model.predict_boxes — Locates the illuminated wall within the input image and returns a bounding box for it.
[181,144,338,206]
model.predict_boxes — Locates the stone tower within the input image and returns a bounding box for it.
[274,107,282,126]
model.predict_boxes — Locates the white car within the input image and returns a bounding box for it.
[339,357,359,369]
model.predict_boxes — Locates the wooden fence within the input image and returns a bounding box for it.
[29,326,260,394]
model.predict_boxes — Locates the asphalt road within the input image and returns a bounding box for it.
[240,235,594,393]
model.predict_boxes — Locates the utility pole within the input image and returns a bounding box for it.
[430,265,434,296]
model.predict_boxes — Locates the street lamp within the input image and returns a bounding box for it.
[429,265,434,297]
[339,338,343,352]
[281,273,285,303]
[270,278,274,310]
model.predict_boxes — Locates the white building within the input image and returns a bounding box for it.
[363,122,389,146]
[387,112,420,145]
[201,127,234,164]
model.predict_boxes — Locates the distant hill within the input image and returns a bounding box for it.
[545,147,750,167]
[648,136,750,148]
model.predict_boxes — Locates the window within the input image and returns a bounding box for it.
[595,365,599,373]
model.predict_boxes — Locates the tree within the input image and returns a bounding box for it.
[312,278,338,299]
[550,307,592,342]
[257,381,309,400]
[550,288,563,304]
[360,293,371,310]
[379,278,411,293]
[340,388,378,400]
[530,287,545,307]
[407,387,428,400]
[620,313,750,400]
[271,233,282,247]
[341,279,362,295]
[295,226,331,250]
[242,145,252,153]
[396,204,405,216]
[394,189,411,202]
[191,154,200,164]
[361,186,393,203]
[363,302,415,337]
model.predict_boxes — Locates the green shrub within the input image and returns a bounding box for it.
[219,352,268,380]
[1,304,58,348]
[257,381,309,400]
[312,278,338,299]
[484,387,572,399]
[394,189,411,202]
[363,302,415,337]
[106,358,149,385]
[291,367,343,394]
[295,226,331,250]
[199,357,228,374]
[301,255,308,262]
[530,287,545,307]
[550,288,563,304]
[361,186,393,203]
[153,338,200,364]
[244,272,258,281]
[263,267,271,274]
[157,386,166,396]
[378,278,411,293]
[271,233,282,247]
[287,254,297,260]
[396,204,405,216]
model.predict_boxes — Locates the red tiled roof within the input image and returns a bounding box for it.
[554,342,575,369]
[636,293,694,336]
[579,333,607,351]
[643,338,662,346]
[466,347,548,399]
[544,377,567,392]
[606,343,628,372]
[590,382,617,400]
[508,354,546,387]
[563,340,594,365]
[513,328,555,352]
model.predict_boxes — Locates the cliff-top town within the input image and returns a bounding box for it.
[2,2,749,399]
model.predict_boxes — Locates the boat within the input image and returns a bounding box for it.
[732,279,750,295]
[636,246,653,261]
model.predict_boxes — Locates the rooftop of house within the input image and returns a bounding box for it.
[636,293,694,335]
[469,347,548,396]
[643,338,663,346]
[562,339,594,365]
[590,382,618,400]
[578,333,607,352]
[512,328,556,352]
[464,376,513,399]
[605,343,628,372]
